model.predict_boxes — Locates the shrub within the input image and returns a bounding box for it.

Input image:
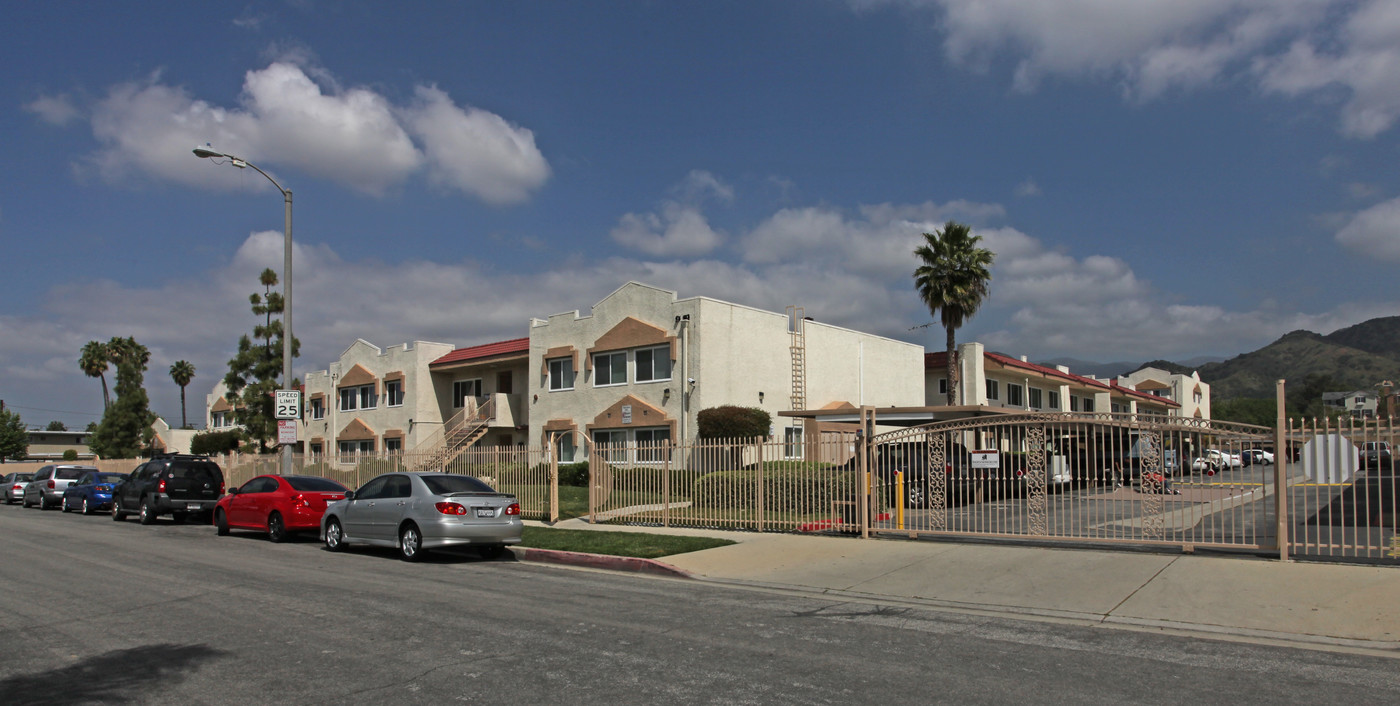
[558,461,589,487]
[691,466,855,513]
[191,429,243,455]
[61,449,79,461]
[696,406,772,440]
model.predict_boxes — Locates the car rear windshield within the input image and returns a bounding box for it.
[285,477,347,492]
[420,475,496,495]
[16,474,33,481]
[96,474,126,483]
[168,462,222,481]
[55,469,89,480]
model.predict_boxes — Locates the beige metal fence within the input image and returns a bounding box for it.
[587,436,863,532]
[1285,415,1398,561]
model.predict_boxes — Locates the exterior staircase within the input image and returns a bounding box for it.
[410,397,495,471]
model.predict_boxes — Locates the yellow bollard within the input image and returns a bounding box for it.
[896,470,904,530]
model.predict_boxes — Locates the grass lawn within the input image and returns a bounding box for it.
[518,526,734,559]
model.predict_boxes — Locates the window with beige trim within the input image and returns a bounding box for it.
[548,358,576,391]
[593,352,626,387]
[635,345,671,383]
[384,380,404,407]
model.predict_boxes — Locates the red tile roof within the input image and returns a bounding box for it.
[1110,382,1180,408]
[925,351,1110,390]
[430,337,529,367]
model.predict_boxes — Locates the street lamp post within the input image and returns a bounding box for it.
[194,147,295,476]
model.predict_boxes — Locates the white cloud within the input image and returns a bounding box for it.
[863,1,1400,137]
[609,171,733,257]
[83,61,549,200]
[24,94,80,126]
[611,204,725,257]
[403,85,551,205]
[1014,179,1041,197]
[1335,196,1400,262]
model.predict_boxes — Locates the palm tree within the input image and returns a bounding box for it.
[79,340,111,410]
[169,360,196,429]
[913,220,995,405]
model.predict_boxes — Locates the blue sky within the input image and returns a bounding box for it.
[3,0,1399,430]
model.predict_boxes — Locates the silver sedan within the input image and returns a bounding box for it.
[320,472,523,562]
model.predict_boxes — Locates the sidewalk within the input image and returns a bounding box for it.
[520,519,1400,653]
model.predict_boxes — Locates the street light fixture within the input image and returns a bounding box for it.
[194,146,295,476]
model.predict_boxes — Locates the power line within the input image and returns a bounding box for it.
[1,404,103,418]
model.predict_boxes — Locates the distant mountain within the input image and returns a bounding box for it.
[1196,317,1400,400]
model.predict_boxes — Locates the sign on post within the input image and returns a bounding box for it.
[274,390,301,420]
[277,419,298,446]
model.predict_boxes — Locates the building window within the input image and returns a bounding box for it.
[548,358,575,391]
[1083,397,1095,413]
[310,398,325,420]
[635,345,672,383]
[1006,383,1024,407]
[453,379,482,408]
[551,431,577,463]
[385,437,402,453]
[592,429,627,463]
[986,380,999,401]
[338,440,374,454]
[1070,396,1081,412]
[384,380,404,407]
[1047,391,1061,410]
[634,428,671,463]
[594,352,627,386]
[212,411,228,428]
[310,443,322,455]
[937,378,948,395]
[1028,388,1043,409]
[784,427,804,459]
[340,385,376,411]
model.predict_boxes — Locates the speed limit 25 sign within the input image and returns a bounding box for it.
[274,390,301,420]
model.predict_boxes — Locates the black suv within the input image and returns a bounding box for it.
[112,454,225,525]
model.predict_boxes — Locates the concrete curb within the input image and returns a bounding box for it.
[511,547,693,578]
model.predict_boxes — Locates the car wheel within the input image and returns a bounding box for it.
[477,545,506,560]
[323,518,345,552]
[398,523,424,562]
[112,498,126,522]
[215,509,230,536]
[267,513,287,543]
[82,497,93,515]
[139,498,155,525]
[62,498,72,513]
[905,480,926,509]
[40,496,53,510]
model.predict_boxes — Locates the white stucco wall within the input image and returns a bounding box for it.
[301,339,455,452]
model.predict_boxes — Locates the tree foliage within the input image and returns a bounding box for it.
[913,221,995,405]
[169,360,196,429]
[89,337,156,459]
[224,268,300,453]
[190,429,243,456]
[46,420,67,431]
[79,340,111,410]
[696,406,772,440]
[0,409,27,462]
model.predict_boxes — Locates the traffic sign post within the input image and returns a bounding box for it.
[275,390,301,420]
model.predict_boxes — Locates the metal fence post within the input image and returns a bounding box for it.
[1275,379,1289,562]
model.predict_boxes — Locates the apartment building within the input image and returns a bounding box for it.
[529,282,925,461]
[925,343,1192,417]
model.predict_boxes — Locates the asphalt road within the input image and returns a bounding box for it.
[3,503,1399,705]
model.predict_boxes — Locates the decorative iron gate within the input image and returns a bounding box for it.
[864,412,1281,553]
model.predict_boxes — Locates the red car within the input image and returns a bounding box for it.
[215,475,348,542]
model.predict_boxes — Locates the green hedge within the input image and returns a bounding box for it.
[691,466,856,513]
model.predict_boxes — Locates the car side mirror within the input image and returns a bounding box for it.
[227,488,239,496]
[343,490,355,501]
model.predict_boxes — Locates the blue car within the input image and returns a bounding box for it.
[62,472,129,515]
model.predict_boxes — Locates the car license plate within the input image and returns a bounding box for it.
[475,508,494,518]
[187,503,202,510]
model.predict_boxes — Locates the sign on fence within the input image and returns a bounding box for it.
[1299,433,1359,483]
[971,450,1000,469]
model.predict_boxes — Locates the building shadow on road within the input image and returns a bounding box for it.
[1,642,225,705]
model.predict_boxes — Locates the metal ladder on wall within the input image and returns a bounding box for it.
[787,306,806,411]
